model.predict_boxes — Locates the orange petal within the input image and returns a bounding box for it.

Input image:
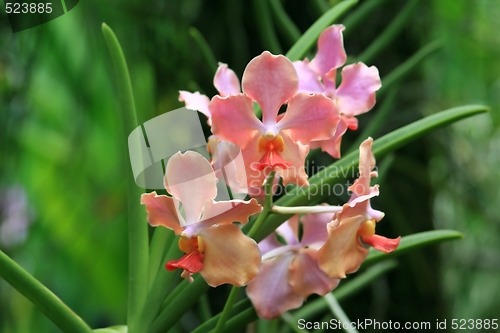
[362,234,400,253]
[201,198,262,226]
[199,224,261,287]
[318,215,367,278]
[141,192,183,234]
[166,250,204,273]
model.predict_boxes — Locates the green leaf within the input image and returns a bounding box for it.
[365,230,464,265]
[254,104,489,242]
[93,326,128,333]
[0,250,92,333]
[101,23,149,333]
[286,0,358,61]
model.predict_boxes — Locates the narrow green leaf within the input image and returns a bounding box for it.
[379,40,442,96]
[254,104,489,242]
[342,0,389,35]
[365,230,464,265]
[189,27,218,73]
[358,0,419,63]
[254,0,282,54]
[286,0,358,61]
[101,23,149,333]
[269,0,301,44]
[0,250,92,333]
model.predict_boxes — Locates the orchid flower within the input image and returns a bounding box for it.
[246,211,339,319]
[141,151,262,287]
[210,51,340,188]
[294,25,382,158]
[318,138,400,278]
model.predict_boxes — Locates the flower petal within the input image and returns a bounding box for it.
[290,250,339,297]
[362,234,400,253]
[140,192,183,234]
[178,91,211,119]
[318,215,368,278]
[311,116,350,159]
[336,63,381,116]
[165,151,217,226]
[166,250,204,273]
[200,198,262,225]
[310,25,347,77]
[300,210,333,247]
[246,252,304,319]
[199,224,261,287]
[278,134,310,186]
[242,51,298,126]
[277,93,339,143]
[210,94,262,148]
[293,60,324,93]
[213,63,241,96]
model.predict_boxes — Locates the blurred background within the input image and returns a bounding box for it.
[1,0,498,332]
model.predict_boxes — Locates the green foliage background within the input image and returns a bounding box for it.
[0,0,498,332]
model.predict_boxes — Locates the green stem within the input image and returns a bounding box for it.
[101,23,149,333]
[342,0,389,35]
[189,27,218,73]
[247,172,275,238]
[213,287,241,333]
[0,250,92,333]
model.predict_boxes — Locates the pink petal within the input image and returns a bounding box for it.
[362,234,400,253]
[246,252,304,319]
[310,25,347,77]
[300,210,333,247]
[276,219,300,246]
[199,224,261,287]
[242,51,298,126]
[318,215,368,278]
[141,192,183,234]
[293,60,324,93]
[178,91,211,119]
[311,116,350,159]
[213,63,241,96]
[210,94,263,148]
[258,233,283,255]
[165,151,217,226]
[289,250,339,297]
[277,93,339,143]
[351,137,376,196]
[336,63,381,116]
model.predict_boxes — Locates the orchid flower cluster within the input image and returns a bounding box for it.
[142,25,400,319]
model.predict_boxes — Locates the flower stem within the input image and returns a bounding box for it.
[213,286,241,333]
[0,250,92,333]
[271,205,342,215]
[102,23,149,333]
[247,171,276,238]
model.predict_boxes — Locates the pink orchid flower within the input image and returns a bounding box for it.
[318,138,400,278]
[141,151,262,287]
[179,62,241,121]
[246,211,339,319]
[294,25,382,158]
[210,51,340,187]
